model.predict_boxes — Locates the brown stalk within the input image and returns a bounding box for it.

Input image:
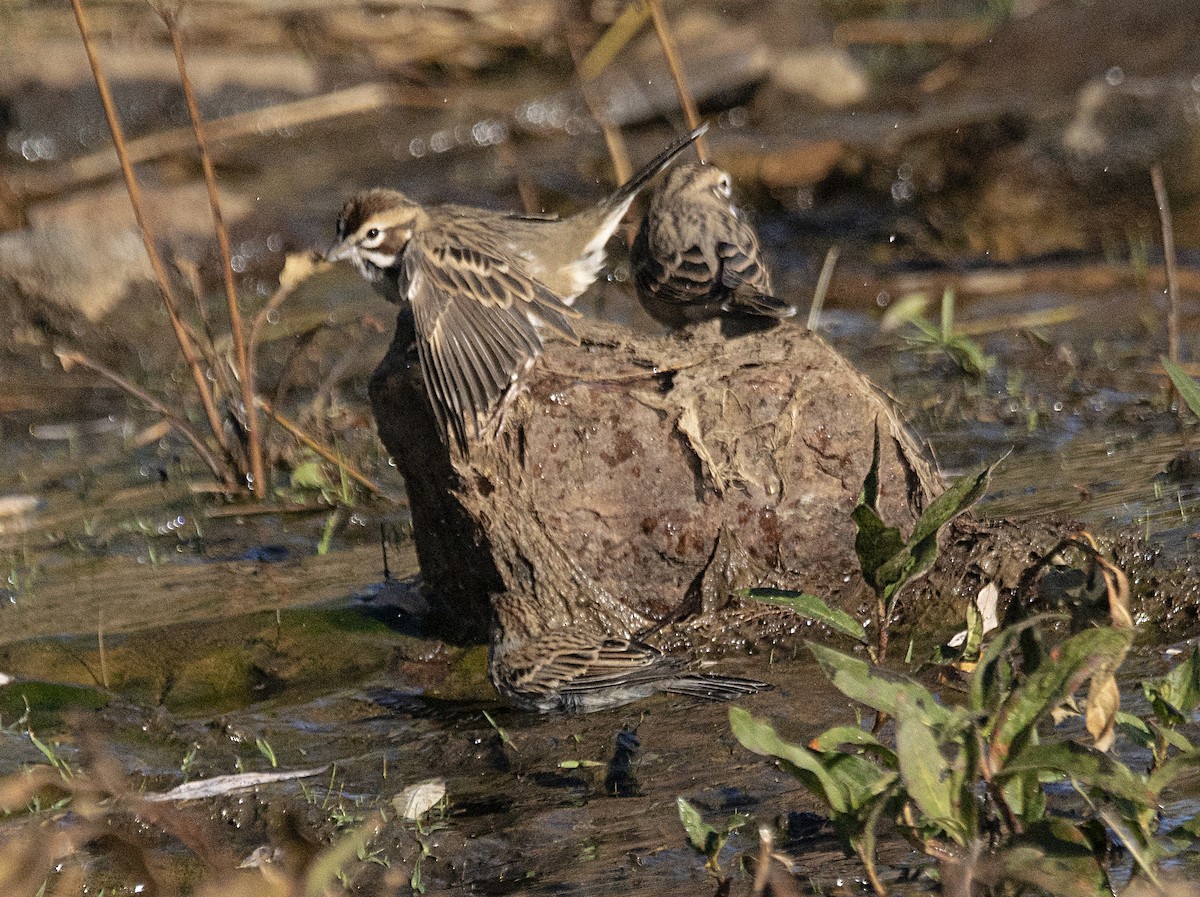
[646,0,709,162]
[807,245,841,330]
[67,0,235,477]
[1151,164,1180,367]
[562,4,633,185]
[578,0,652,80]
[249,251,323,363]
[161,8,266,498]
[56,350,232,487]
[256,397,397,503]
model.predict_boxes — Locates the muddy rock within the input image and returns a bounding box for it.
[371,314,941,647]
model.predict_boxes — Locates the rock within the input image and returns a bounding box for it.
[370,314,940,648]
[0,182,253,372]
[1063,74,1200,196]
[769,46,870,108]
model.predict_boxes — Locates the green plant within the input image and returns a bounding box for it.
[745,425,995,661]
[1163,357,1200,418]
[676,797,748,880]
[729,597,1200,897]
[893,289,993,378]
[1120,645,1200,774]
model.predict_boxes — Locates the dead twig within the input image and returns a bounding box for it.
[68,0,236,480]
[807,245,840,331]
[563,2,633,185]
[646,0,709,162]
[578,1,652,80]
[161,7,266,498]
[1151,165,1181,367]
[55,350,231,486]
[249,251,324,363]
[256,397,398,503]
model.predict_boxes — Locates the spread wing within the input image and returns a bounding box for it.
[405,229,578,450]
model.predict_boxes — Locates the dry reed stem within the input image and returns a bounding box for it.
[1151,164,1181,367]
[162,9,266,498]
[55,349,231,486]
[256,397,397,503]
[646,0,709,163]
[249,253,323,363]
[67,0,236,477]
[562,4,633,185]
[578,1,651,80]
[97,611,109,690]
[808,245,840,330]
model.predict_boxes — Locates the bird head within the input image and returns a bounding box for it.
[326,189,427,300]
[661,161,734,203]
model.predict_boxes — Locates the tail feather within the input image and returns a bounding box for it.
[664,673,770,702]
[602,122,711,217]
[561,123,711,302]
[722,290,797,320]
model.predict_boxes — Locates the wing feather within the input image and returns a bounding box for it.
[506,635,677,700]
[405,227,579,450]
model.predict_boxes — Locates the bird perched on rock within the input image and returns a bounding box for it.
[326,125,709,450]
[632,161,795,329]
[491,625,768,713]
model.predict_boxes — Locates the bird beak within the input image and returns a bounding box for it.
[325,241,353,263]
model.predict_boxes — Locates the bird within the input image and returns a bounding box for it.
[631,160,796,329]
[326,125,709,450]
[490,626,769,713]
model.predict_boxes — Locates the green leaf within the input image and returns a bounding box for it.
[809,725,894,762]
[879,292,930,331]
[969,615,1058,714]
[858,422,882,512]
[742,589,867,642]
[730,706,894,814]
[808,643,956,728]
[895,692,962,843]
[986,819,1109,897]
[852,505,905,589]
[987,627,1133,763]
[291,460,331,491]
[676,797,718,856]
[1162,356,1200,421]
[731,706,848,811]
[871,459,996,613]
[907,460,995,551]
[1144,645,1200,725]
[945,335,993,378]
[998,741,1152,807]
[852,425,906,588]
[1147,747,1200,797]
[1115,711,1156,752]
[1001,762,1046,824]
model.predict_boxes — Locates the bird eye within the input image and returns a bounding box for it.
[361,226,385,248]
[716,175,733,198]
